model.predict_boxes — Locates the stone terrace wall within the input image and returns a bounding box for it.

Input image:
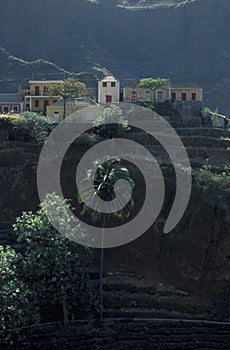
[11,318,230,350]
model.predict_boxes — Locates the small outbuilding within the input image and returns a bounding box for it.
[0,93,23,114]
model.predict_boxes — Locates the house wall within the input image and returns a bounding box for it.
[24,97,59,113]
[70,105,102,123]
[47,104,101,122]
[0,102,22,114]
[22,81,63,113]
[123,86,169,102]
[171,88,203,101]
[98,76,120,104]
[46,105,86,121]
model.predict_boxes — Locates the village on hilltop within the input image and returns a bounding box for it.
[0,74,204,124]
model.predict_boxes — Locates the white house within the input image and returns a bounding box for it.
[98,75,120,104]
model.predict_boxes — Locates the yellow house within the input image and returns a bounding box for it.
[22,80,63,113]
[46,97,99,122]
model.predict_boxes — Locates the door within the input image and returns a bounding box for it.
[157,91,163,101]
[106,95,112,103]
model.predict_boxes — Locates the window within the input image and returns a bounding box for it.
[111,82,116,87]
[44,86,48,93]
[157,91,163,101]
[35,100,39,108]
[26,104,30,111]
[3,106,9,113]
[13,106,18,112]
[102,82,107,87]
[53,112,59,123]
[181,93,187,101]
[171,92,176,101]
[145,90,150,94]
[191,92,196,101]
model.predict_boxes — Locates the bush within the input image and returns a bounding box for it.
[193,166,230,203]
[0,246,39,346]
[93,105,129,138]
[0,112,52,143]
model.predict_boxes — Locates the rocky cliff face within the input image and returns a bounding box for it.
[0,0,229,112]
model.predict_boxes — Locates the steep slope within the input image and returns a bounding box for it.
[0,0,229,113]
[0,47,97,92]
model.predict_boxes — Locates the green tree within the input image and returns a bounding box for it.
[125,78,140,103]
[93,104,129,138]
[14,193,94,324]
[0,246,39,345]
[138,77,169,102]
[49,78,88,119]
[79,157,135,319]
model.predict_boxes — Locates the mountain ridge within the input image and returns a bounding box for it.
[0,0,229,113]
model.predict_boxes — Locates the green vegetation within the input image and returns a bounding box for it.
[48,78,87,119]
[1,194,98,345]
[138,77,169,102]
[193,166,230,203]
[0,246,39,345]
[0,112,52,143]
[93,104,129,138]
[79,156,135,319]
[201,107,218,122]
[14,193,96,325]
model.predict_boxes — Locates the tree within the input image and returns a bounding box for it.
[49,78,88,119]
[138,77,169,102]
[125,78,140,103]
[78,157,135,320]
[0,246,39,345]
[93,104,129,138]
[14,193,94,324]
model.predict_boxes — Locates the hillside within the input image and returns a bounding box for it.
[0,0,229,113]
[0,47,98,92]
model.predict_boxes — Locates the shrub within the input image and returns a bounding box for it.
[0,246,39,345]
[193,166,230,203]
[0,112,52,143]
[16,112,52,143]
[93,104,129,138]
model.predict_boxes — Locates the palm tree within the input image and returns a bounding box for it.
[78,156,135,320]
